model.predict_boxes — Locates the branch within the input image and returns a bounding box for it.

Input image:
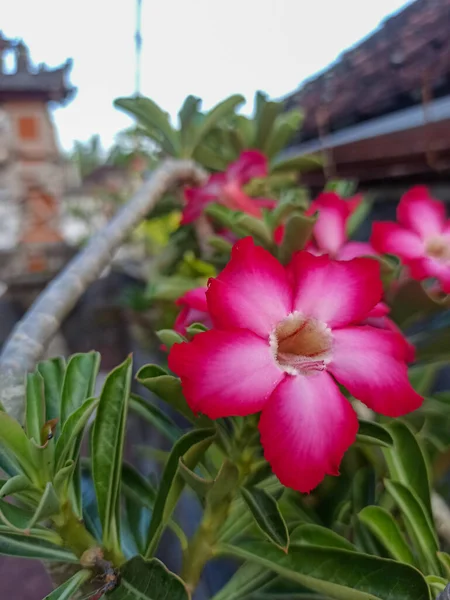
[0,159,206,421]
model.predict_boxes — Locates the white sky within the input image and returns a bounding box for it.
[1,0,414,151]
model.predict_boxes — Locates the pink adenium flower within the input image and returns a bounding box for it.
[363,302,415,363]
[182,150,275,224]
[174,287,212,336]
[371,186,450,293]
[169,238,422,493]
[305,192,376,260]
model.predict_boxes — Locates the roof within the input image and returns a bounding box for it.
[284,0,450,143]
[0,33,75,103]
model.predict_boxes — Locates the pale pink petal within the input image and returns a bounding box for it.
[397,186,447,238]
[407,257,450,294]
[290,252,382,328]
[259,372,358,493]
[226,150,268,185]
[329,326,423,417]
[307,192,351,255]
[207,237,292,337]
[337,241,377,261]
[168,330,283,418]
[371,222,424,260]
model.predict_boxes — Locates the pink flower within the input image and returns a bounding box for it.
[174,288,212,336]
[371,186,450,293]
[305,192,376,260]
[363,302,415,363]
[169,238,422,493]
[182,150,273,224]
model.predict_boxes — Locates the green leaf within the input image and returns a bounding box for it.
[241,486,289,550]
[122,462,156,509]
[27,482,59,529]
[264,111,304,158]
[382,421,432,518]
[185,322,209,336]
[54,397,99,471]
[136,364,198,422]
[108,555,189,599]
[36,357,66,428]
[178,459,213,498]
[25,372,46,444]
[192,145,229,171]
[290,524,355,551]
[92,357,132,553]
[232,213,275,250]
[220,541,431,600]
[426,575,447,595]
[130,393,181,442]
[384,479,439,575]
[0,533,77,561]
[156,329,186,351]
[437,552,450,577]
[43,569,92,599]
[0,412,39,482]
[115,97,181,156]
[390,280,444,327]
[358,506,415,565]
[53,460,76,500]
[356,420,393,448]
[270,153,322,174]
[254,94,281,150]
[145,428,216,557]
[211,562,272,600]
[188,94,245,154]
[178,94,202,143]
[0,474,32,499]
[60,352,100,427]
[278,212,317,264]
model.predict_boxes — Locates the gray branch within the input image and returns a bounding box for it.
[0,159,206,421]
[437,585,450,600]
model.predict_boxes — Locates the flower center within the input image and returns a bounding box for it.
[270,312,333,376]
[425,236,450,262]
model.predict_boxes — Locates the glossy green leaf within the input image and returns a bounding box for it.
[36,357,66,428]
[192,144,229,171]
[384,479,439,575]
[27,482,59,529]
[437,552,450,577]
[255,94,281,150]
[54,397,99,471]
[264,111,304,158]
[53,460,76,500]
[241,486,289,550]
[220,541,431,600]
[60,352,100,427]
[356,420,393,448]
[115,97,181,155]
[136,364,198,422]
[382,421,432,518]
[232,213,275,250]
[108,555,189,599]
[358,506,415,565]
[278,212,317,264]
[290,523,354,551]
[179,459,213,498]
[25,372,46,444]
[188,94,245,154]
[156,329,186,350]
[130,393,181,442]
[426,575,447,595]
[145,428,216,557]
[122,462,156,508]
[178,94,202,143]
[43,568,92,599]
[92,356,132,553]
[0,412,38,482]
[185,322,209,336]
[0,533,77,561]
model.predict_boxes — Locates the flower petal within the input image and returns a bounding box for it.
[226,150,268,185]
[397,186,446,238]
[182,174,226,224]
[290,252,382,328]
[168,329,283,418]
[222,183,263,217]
[337,241,377,261]
[371,222,424,260]
[207,237,292,337]
[307,192,351,255]
[175,287,208,311]
[407,257,450,294]
[259,372,358,493]
[329,326,423,417]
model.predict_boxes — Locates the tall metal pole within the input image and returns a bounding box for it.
[135,0,143,96]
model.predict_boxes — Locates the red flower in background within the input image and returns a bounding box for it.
[174,287,212,336]
[305,192,376,260]
[182,150,275,224]
[372,186,450,293]
[169,238,421,493]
